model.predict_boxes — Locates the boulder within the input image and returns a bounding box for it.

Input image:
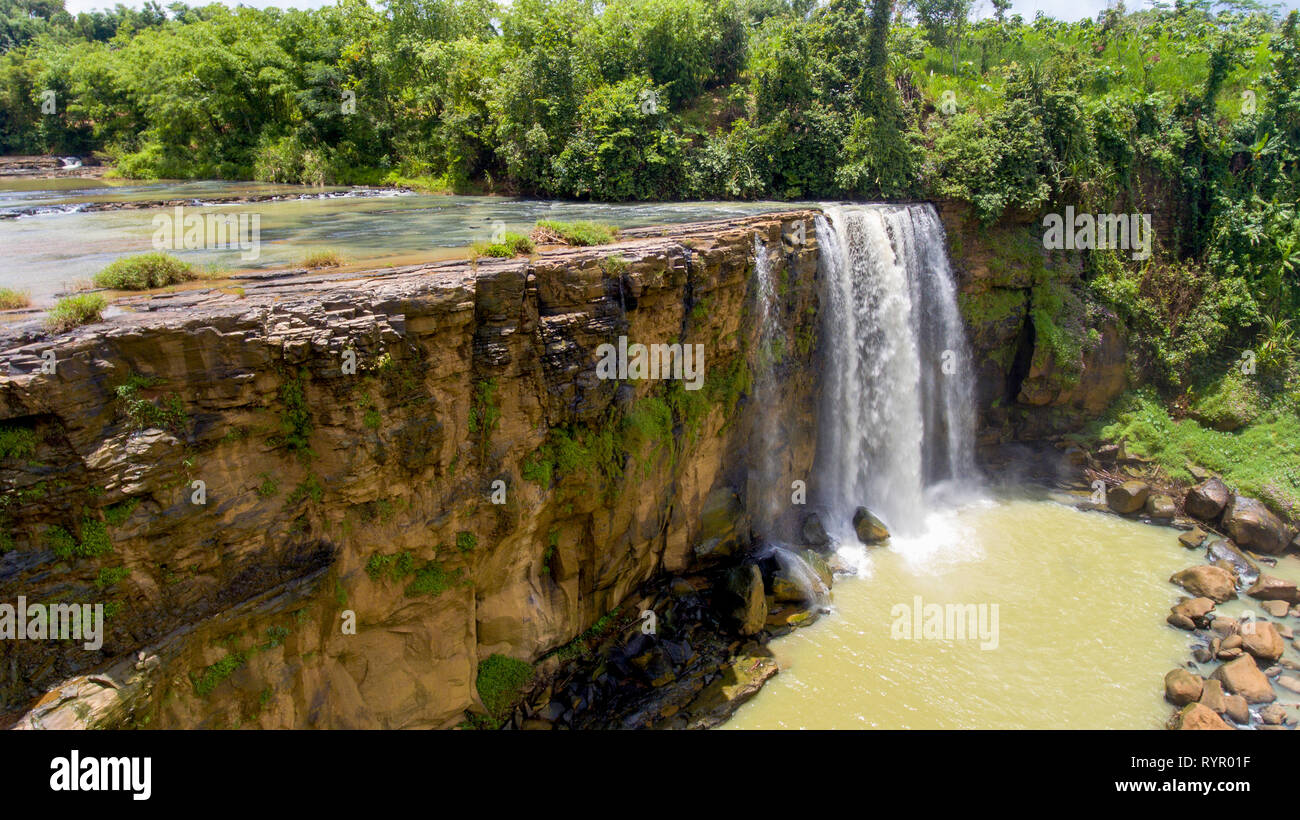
[725,564,767,636]
[1223,694,1250,724]
[1222,495,1291,555]
[1206,539,1259,586]
[800,512,830,548]
[1169,565,1237,603]
[1276,675,1300,695]
[1164,668,1204,706]
[1212,655,1276,703]
[1261,600,1290,617]
[851,507,889,545]
[1246,574,1300,605]
[1198,679,1226,713]
[1240,621,1285,662]
[1107,480,1150,514]
[1258,704,1288,726]
[1184,477,1230,522]
[1168,597,1215,630]
[1145,494,1176,520]
[1178,528,1207,549]
[1166,702,1232,730]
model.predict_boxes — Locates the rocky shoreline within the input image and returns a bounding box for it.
[1054,441,1300,730]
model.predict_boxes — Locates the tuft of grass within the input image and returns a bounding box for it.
[92,253,195,290]
[471,232,533,259]
[94,566,130,590]
[300,249,343,269]
[532,219,618,247]
[0,288,31,309]
[102,497,140,526]
[403,560,461,597]
[46,293,107,332]
[192,651,246,697]
[475,654,533,726]
[455,530,476,553]
[0,426,37,460]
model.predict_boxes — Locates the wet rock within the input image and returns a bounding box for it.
[1169,565,1237,603]
[852,507,889,544]
[1222,495,1291,555]
[1107,480,1150,514]
[1261,600,1290,617]
[1246,574,1300,605]
[680,651,777,729]
[1224,694,1250,724]
[1210,616,1239,638]
[1179,528,1207,549]
[801,549,833,591]
[1240,621,1285,662]
[1212,656,1276,703]
[1199,679,1227,713]
[1170,596,1216,630]
[521,718,554,730]
[1192,645,1213,663]
[1166,702,1232,730]
[800,512,830,548]
[1185,477,1230,522]
[695,488,745,563]
[1164,668,1204,706]
[1259,704,1288,725]
[1276,675,1300,695]
[1167,612,1197,630]
[724,564,766,636]
[1145,494,1176,520]
[1206,539,1259,586]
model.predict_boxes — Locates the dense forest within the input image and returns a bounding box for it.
[1,0,1298,393]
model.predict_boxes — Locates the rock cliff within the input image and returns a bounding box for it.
[0,211,822,729]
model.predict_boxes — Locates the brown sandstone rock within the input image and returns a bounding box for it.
[1185,478,1230,522]
[1108,480,1150,514]
[1167,702,1232,730]
[1169,565,1237,603]
[1164,668,1204,706]
[1222,495,1291,555]
[1213,656,1276,704]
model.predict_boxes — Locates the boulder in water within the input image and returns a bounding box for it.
[1212,655,1276,704]
[1106,480,1149,514]
[1185,477,1230,522]
[1222,495,1291,555]
[1170,564,1237,602]
[1166,702,1232,730]
[1246,574,1300,604]
[1240,621,1285,662]
[1164,668,1204,706]
[852,507,889,545]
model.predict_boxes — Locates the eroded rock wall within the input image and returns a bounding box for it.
[0,211,821,729]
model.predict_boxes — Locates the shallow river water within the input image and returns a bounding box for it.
[0,179,795,303]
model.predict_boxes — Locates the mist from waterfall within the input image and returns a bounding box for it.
[814,204,978,540]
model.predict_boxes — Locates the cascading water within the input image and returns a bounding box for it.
[814,204,978,540]
[751,233,827,606]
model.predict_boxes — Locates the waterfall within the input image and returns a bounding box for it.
[814,204,977,539]
[750,233,785,536]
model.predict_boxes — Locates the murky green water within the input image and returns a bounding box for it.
[723,497,1212,730]
[0,179,795,303]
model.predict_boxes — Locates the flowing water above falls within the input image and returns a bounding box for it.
[0,178,796,304]
[722,498,1196,729]
[814,204,977,539]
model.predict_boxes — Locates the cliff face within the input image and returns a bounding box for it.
[0,211,822,729]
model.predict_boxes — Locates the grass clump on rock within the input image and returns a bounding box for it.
[475,654,533,726]
[300,249,343,269]
[0,288,31,309]
[532,219,617,246]
[471,232,533,259]
[92,252,195,290]
[46,293,107,332]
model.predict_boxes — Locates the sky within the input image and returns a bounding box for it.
[56,0,1300,21]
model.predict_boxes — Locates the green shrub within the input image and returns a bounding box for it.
[532,220,618,246]
[192,651,247,697]
[475,654,533,725]
[46,293,107,332]
[455,531,476,553]
[0,426,37,460]
[403,560,460,597]
[300,250,343,269]
[92,253,195,290]
[94,566,130,590]
[472,232,534,258]
[0,288,31,309]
